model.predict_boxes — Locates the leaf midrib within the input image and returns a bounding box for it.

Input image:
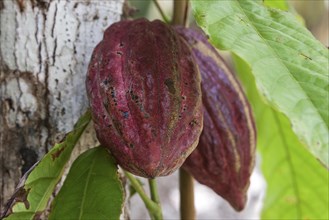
[78,154,97,220]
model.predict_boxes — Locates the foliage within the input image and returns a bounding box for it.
[263,0,289,10]
[49,147,124,220]
[191,0,329,168]
[234,55,329,219]
[3,111,91,220]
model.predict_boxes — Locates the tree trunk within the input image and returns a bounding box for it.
[0,0,123,213]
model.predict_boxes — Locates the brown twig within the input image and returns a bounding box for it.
[179,169,196,220]
[172,0,189,26]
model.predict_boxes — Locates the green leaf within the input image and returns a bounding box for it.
[234,55,329,220]
[263,0,304,24]
[191,0,329,167]
[3,110,91,220]
[263,0,289,10]
[49,147,124,220]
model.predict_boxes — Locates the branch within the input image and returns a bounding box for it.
[179,169,196,220]
[172,0,189,26]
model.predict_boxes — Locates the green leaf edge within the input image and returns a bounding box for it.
[3,110,91,220]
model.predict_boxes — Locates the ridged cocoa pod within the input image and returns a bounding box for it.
[86,19,203,178]
[176,27,256,211]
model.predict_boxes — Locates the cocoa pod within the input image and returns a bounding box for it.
[176,27,256,211]
[86,19,203,178]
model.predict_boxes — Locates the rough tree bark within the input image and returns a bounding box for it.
[0,0,123,213]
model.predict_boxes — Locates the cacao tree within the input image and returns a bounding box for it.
[1,0,328,220]
[0,0,123,217]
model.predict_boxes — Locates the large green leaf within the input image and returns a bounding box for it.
[3,111,91,220]
[191,0,329,167]
[263,0,289,10]
[234,55,329,219]
[49,147,124,220]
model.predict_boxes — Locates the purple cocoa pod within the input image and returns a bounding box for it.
[176,27,257,211]
[86,19,203,178]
